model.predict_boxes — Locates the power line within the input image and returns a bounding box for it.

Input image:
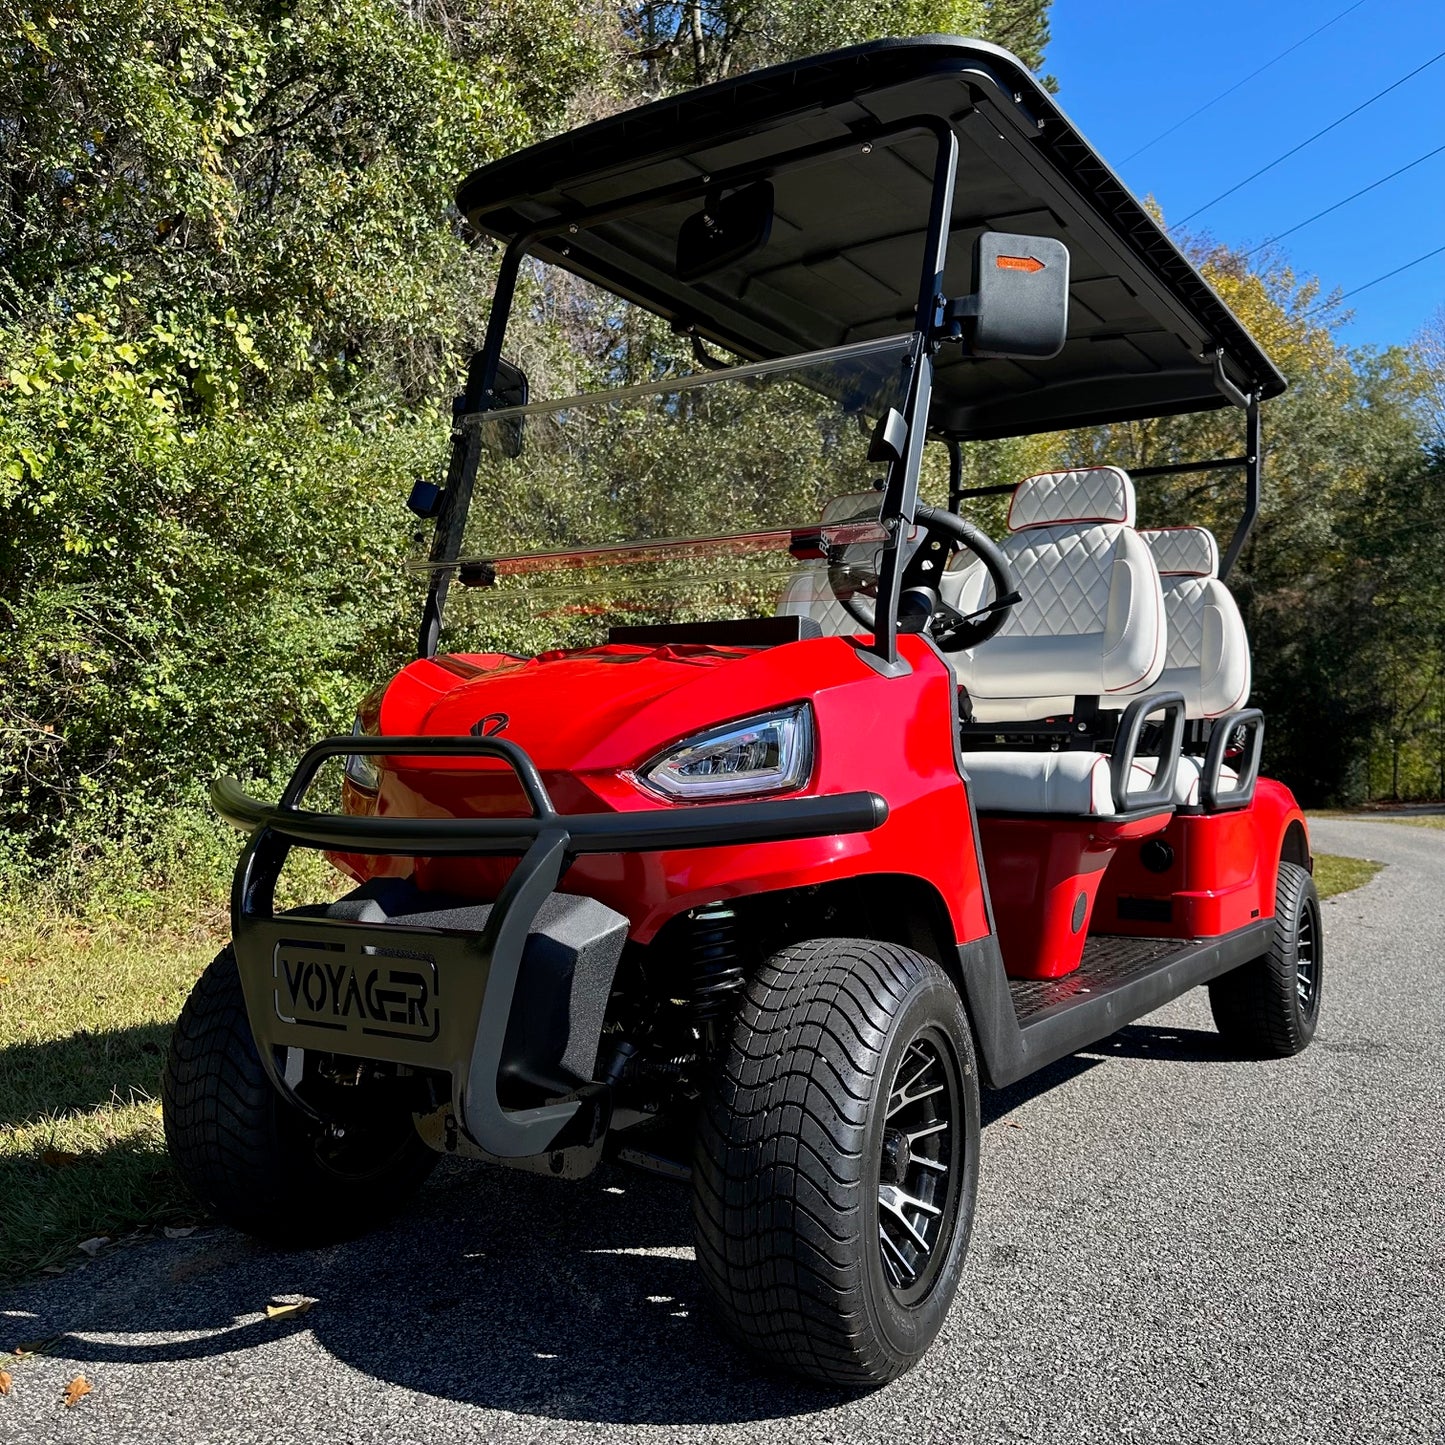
[1243,142,1445,258]
[1122,0,1369,164]
[1306,244,1445,317]
[1172,48,1445,229]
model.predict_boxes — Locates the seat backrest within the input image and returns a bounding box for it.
[1139,526,1251,718]
[941,466,1166,722]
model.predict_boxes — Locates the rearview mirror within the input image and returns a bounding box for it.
[486,356,529,459]
[948,232,1070,360]
[675,182,774,282]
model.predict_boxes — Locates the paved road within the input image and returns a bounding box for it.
[3,819,1442,1443]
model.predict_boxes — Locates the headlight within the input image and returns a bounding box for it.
[638,706,813,801]
[344,715,381,792]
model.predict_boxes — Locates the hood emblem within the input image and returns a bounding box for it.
[471,712,510,738]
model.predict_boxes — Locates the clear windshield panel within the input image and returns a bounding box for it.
[427,335,918,651]
[438,501,889,654]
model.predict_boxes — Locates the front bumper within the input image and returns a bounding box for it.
[216,733,888,1162]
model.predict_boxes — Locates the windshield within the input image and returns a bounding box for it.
[424,335,919,652]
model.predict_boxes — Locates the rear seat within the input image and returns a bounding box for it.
[1138,526,1252,806]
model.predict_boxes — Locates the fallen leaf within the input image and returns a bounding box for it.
[76,1237,110,1257]
[1006,1122,1023,1130]
[163,1226,196,1240]
[264,1299,314,1321]
[63,1376,91,1408]
[0,1369,11,1395]
[41,1265,65,1276]
[40,1150,81,1169]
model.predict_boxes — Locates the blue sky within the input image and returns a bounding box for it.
[1048,0,1445,351]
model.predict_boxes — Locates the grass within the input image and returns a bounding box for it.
[0,846,1389,1285]
[1312,853,1384,899]
[0,912,224,1282]
[1311,809,1445,829]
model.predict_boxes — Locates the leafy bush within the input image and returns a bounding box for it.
[0,302,443,902]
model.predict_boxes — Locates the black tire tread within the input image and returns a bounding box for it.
[163,946,435,1243]
[1208,861,1321,1058]
[691,938,969,1387]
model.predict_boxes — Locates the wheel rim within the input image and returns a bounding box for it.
[1295,897,1321,1019]
[876,1028,962,1304]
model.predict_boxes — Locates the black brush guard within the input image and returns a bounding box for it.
[213,734,888,1161]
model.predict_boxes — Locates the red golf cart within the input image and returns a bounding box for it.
[164,37,1321,1388]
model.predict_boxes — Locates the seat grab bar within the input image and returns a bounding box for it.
[1200,707,1264,811]
[1109,692,1186,814]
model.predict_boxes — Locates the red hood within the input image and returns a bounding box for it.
[380,644,763,773]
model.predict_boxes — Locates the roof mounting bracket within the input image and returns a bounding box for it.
[1210,349,1251,410]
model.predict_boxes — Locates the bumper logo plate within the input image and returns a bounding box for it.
[273,944,440,1043]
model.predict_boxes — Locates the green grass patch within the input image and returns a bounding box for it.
[1311,810,1445,829]
[0,913,222,1282]
[0,848,353,1282]
[1313,853,1384,899]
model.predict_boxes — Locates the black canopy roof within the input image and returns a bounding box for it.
[457,37,1285,440]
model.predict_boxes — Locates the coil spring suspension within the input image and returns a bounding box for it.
[688,903,744,1021]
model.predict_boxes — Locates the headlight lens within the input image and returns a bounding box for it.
[639,706,813,801]
[344,715,381,792]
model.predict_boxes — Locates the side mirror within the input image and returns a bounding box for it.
[947,232,1070,360]
[485,356,529,459]
[675,182,774,282]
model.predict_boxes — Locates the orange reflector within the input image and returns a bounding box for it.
[996,254,1046,273]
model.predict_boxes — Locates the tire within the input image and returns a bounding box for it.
[1208,861,1323,1058]
[163,946,437,1244]
[692,938,980,1388]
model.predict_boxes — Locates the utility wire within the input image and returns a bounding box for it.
[1122,0,1369,164]
[1243,141,1445,258]
[1306,244,1445,317]
[1172,48,1445,229]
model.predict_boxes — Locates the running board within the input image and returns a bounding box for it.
[957,920,1273,1089]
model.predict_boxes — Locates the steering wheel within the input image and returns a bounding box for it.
[828,504,1020,652]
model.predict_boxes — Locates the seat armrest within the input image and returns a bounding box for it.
[1110,692,1185,814]
[1200,708,1264,810]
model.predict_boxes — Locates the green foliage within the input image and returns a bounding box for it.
[619,1,1000,93]
[0,298,439,892]
[1032,243,1440,805]
[1,0,1055,904]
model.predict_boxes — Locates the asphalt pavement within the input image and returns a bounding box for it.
[2,816,1441,1443]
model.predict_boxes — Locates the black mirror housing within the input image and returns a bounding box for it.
[951,232,1070,360]
[675,182,774,282]
[486,356,529,458]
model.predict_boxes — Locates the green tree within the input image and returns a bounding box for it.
[1,0,1057,898]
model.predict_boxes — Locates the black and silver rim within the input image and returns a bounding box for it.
[1295,899,1321,1018]
[876,1028,962,1304]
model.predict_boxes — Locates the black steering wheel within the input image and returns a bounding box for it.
[828,504,1020,651]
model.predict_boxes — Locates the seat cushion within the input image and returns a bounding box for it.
[944,523,1166,713]
[964,749,1163,816]
[1173,755,1240,807]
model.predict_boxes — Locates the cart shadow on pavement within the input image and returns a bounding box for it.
[3,1159,842,1426]
[2,1023,1238,1426]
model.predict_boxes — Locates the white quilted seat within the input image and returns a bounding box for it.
[1138,527,1250,718]
[944,467,1171,816]
[942,466,1166,722]
[1139,526,1252,806]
